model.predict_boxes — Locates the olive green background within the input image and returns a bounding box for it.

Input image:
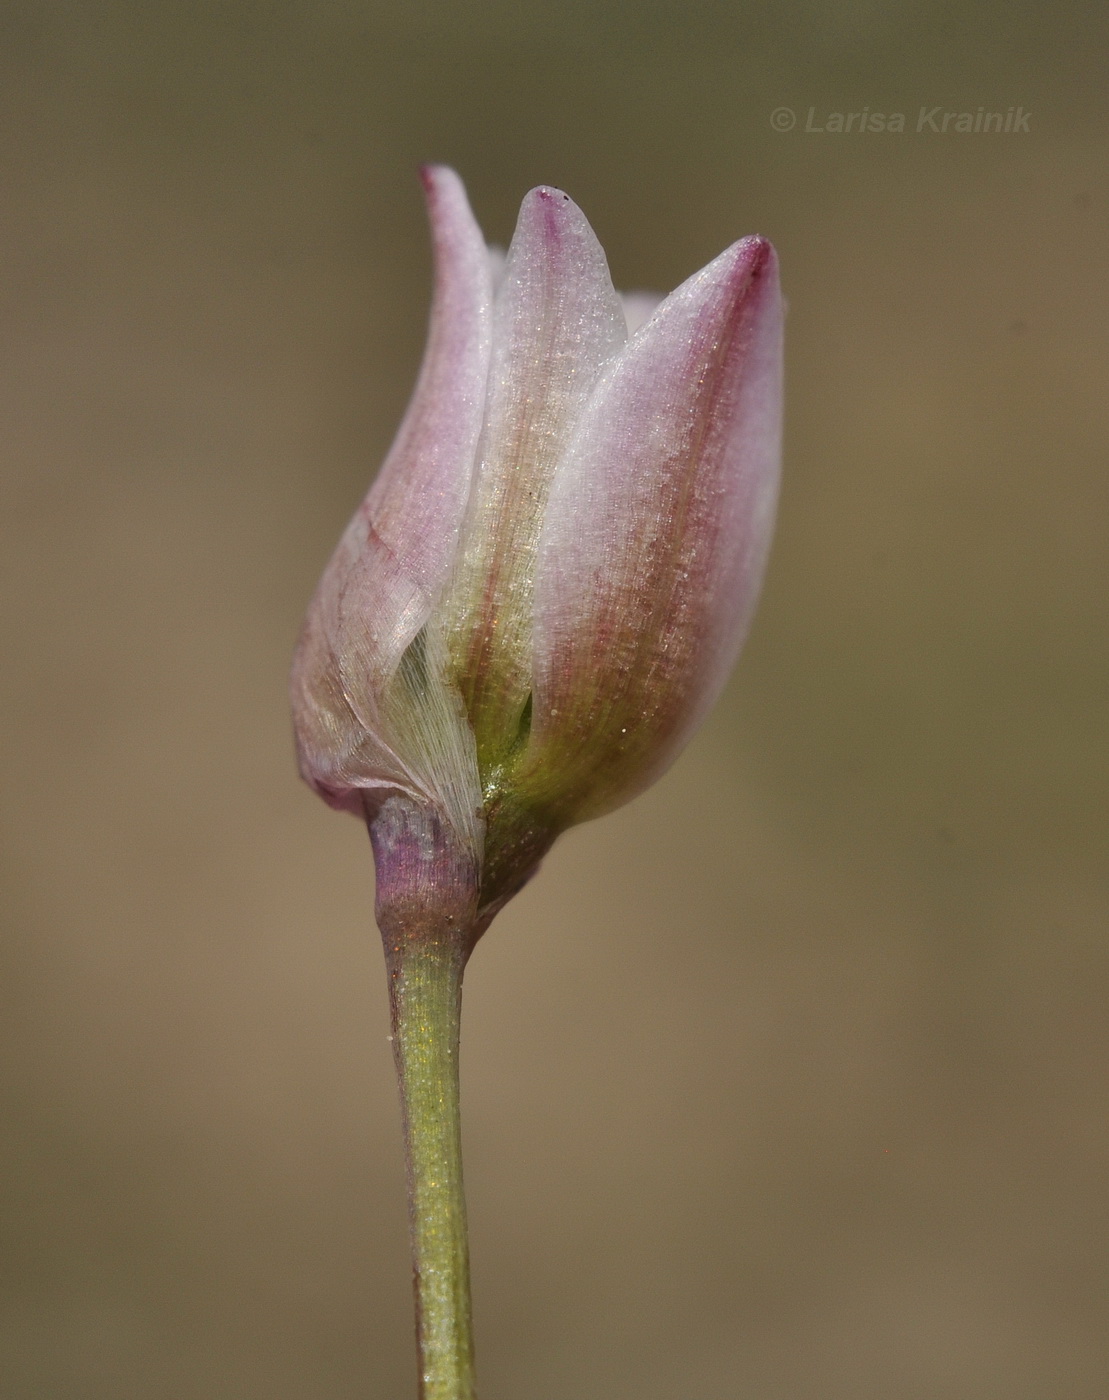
[2,3,1106,1396]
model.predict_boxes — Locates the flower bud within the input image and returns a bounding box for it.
[291,167,783,927]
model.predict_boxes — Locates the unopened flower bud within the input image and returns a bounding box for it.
[291,167,783,932]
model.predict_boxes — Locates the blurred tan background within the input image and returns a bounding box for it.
[2,2,1107,1396]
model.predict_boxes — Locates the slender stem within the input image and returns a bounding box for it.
[387,934,475,1400]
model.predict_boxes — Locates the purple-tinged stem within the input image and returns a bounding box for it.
[369,796,479,1400]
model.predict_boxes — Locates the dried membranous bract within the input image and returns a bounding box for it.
[291,168,783,936]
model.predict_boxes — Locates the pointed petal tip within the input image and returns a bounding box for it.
[677,235,780,344]
[419,162,460,190]
[739,232,776,260]
[504,185,620,297]
[415,166,489,298]
[742,235,779,287]
[525,184,570,203]
[418,164,470,219]
[515,183,586,235]
[710,234,779,292]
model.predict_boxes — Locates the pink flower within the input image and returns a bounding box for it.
[291,167,782,926]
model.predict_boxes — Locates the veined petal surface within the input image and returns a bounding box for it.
[524,236,783,822]
[442,186,627,772]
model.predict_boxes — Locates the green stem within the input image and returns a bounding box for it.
[387,934,475,1400]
